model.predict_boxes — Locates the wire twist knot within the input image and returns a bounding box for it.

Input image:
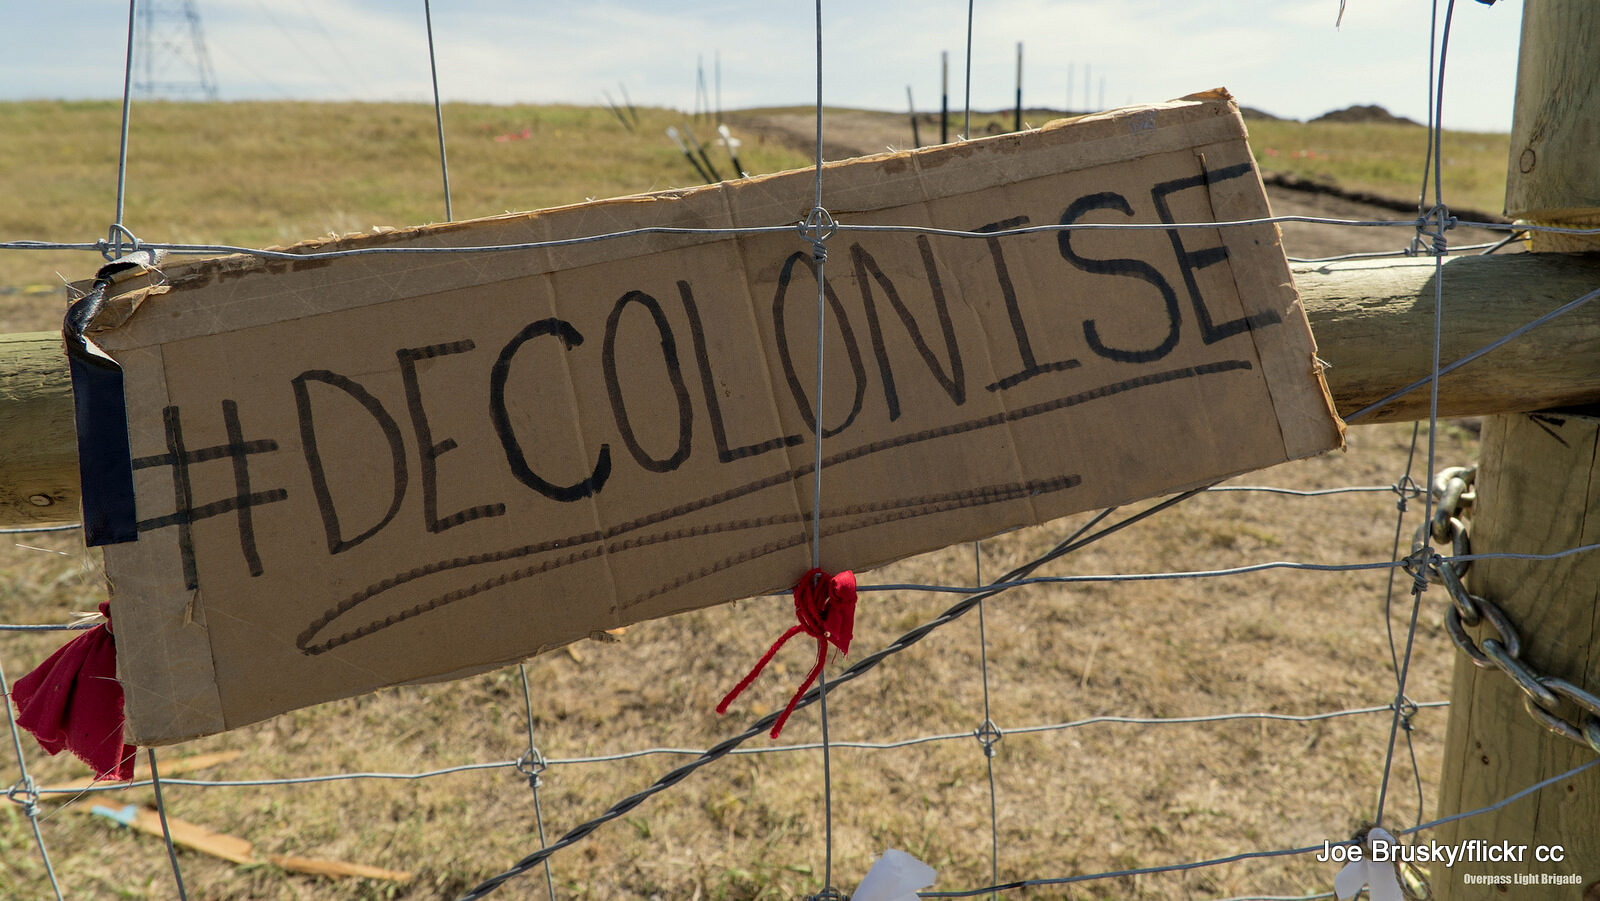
[1392,474,1422,513]
[974,719,1004,758]
[516,747,548,790]
[1409,204,1455,256]
[99,222,143,262]
[799,207,837,262]
[6,778,41,819]
[1394,695,1419,733]
[1400,547,1438,595]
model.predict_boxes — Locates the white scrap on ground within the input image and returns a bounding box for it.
[853,848,937,901]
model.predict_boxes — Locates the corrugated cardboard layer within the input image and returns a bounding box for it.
[93,90,1343,744]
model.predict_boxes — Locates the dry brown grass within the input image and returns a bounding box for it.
[1,423,1474,900]
[0,102,1485,900]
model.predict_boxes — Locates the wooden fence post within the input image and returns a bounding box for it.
[1433,1,1600,896]
[1503,0,1600,254]
[1432,413,1600,897]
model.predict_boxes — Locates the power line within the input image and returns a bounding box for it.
[133,0,218,100]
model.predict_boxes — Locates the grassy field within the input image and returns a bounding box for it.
[0,100,811,330]
[742,105,1510,218]
[0,102,1510,323]
[1243,117,1509,216]
[0,101,1503,900]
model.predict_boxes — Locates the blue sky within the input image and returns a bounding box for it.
[3,1,1524,132]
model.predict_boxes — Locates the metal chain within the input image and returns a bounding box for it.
[1425,465,1600,754]
[1411,464,1474,581]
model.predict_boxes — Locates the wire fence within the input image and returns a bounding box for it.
[3,0,1598,899]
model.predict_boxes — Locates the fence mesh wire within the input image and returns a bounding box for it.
[4,1,1599,898]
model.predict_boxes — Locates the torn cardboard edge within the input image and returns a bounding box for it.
[92,89,1255,345]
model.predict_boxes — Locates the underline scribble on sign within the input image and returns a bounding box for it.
[290,356,1250,655]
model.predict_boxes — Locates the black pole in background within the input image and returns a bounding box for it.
[694,54,707,123]
[1014,41,1023,131]
[717,124,746,178]
[618,83,640,126]
[681,122,722,182]
[667,127,713,183]
[602,90,633,131]
[940,50,949,144]
[907,85,921,149]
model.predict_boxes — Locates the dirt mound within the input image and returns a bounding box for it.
[1310,104,1421,126]
[1238,105,1286,121]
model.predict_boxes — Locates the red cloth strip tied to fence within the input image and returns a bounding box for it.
[13,602,136,781]
[718,568,857,738]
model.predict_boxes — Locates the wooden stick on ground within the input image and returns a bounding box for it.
[88,803,415,883]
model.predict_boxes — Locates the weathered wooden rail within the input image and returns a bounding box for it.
[2,250,1599,527]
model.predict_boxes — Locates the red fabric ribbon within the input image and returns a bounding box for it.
[13,602,135,781]
[718,567,857,738]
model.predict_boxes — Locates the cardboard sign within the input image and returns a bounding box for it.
[85,90,1342,744]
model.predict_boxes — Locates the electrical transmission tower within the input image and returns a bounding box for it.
[134,0,219,100]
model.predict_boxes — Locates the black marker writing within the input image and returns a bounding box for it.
[489,318,612,502]
[398,340,506,533]
[292,370,407,555]
[134,401,288,589]
[603,290,693,473]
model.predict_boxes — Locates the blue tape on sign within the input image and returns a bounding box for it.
[63,263,140,546]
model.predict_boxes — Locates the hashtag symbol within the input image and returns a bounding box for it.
[132,400,288,590]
